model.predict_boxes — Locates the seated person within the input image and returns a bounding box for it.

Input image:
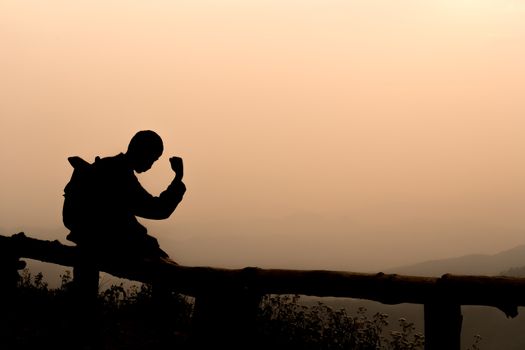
[62,130,186,261]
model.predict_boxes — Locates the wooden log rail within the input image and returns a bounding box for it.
[1,232,524,349]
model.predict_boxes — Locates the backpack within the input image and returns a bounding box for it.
[62,156,100,232]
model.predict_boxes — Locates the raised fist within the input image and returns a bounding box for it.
[169,156,184,180]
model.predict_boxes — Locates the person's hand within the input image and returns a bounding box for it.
[170,156,184,180]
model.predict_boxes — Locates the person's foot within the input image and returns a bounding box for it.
[158,247,169,258]
[160,256,179,265]
[138,247,170,263]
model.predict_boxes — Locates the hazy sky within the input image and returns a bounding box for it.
[1,0,525,271]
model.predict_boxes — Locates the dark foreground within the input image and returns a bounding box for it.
[1,270,431,350]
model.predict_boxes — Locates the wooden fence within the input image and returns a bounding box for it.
[1,232,524,349]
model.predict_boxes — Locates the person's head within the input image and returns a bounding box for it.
[126,130,164,173]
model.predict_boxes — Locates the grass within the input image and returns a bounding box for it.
[1,269,483,349]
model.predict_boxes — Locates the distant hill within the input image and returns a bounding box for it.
[500,265,525,277]
[385,244,525,276]
[329,244,525,350]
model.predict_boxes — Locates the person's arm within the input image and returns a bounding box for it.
[133,157,186,219]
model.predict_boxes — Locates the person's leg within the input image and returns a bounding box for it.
[127,232,169,259]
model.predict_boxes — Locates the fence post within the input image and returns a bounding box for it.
[191,267,263,348]
[424,302,462,350]
[192,290,262,348]
[72,249,100,304]
[0,244,25,349]
[0,250,25,299]
[70,247,100,348]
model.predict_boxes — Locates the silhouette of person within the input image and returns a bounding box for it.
[63,130,186,261]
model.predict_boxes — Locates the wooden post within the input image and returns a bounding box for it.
[0,245,25,349]
[151,281,178,347]
[424,302,462,350]
[192,290,263,348]
[0,250,24,299]
[72,250,100,304]
[190,267,263,348]
[70,247,100,348]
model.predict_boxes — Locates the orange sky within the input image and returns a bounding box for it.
[1,1,525,271]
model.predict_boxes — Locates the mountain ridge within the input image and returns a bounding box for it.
[385,243,525,276]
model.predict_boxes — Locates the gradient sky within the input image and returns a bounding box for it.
[1,0,525,272]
